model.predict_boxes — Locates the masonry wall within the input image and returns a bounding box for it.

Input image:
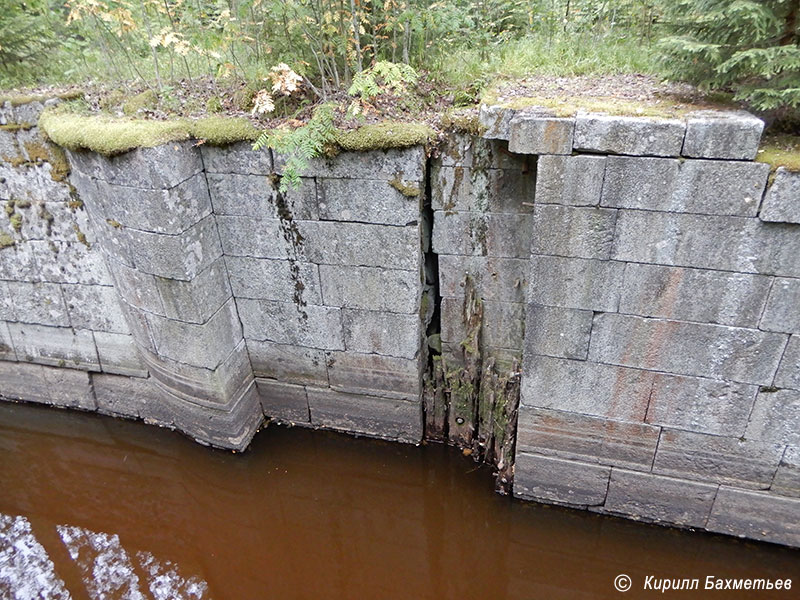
[1,96,799,546]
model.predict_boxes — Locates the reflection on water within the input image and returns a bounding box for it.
[0,402,797,599]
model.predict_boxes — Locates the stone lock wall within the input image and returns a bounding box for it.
[1,96,799,546]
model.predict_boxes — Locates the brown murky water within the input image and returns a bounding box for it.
[0,402,798,599]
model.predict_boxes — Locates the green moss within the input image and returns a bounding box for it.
[190,116,260,145]
[67,198,83,210]
[335,121,434,152]
[47,144,70,181]
[106,219,121,228]
[122,90,158,116]
[22,140,50,164]
[0,232,14,248]
[233,85,257,111]
[73,224,90,248]
[206,97,223,113]
[0,90,83,106]
[389,174,421,197]
[0,122,33,131]
[757,134,800,172]
[4,200,15,216]
[39,110,192,156]
[14,199,31,209]
[9,213,22,232]
[440,109,484,135]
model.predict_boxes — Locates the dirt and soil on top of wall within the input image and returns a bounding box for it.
[3,74,799,169]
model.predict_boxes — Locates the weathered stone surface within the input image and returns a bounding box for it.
[238,298,345,351]
[432,211,533,258]
[613,211,800,277]
[0,361,95,410]
[600,156,679,209]
[31,240,112,285]
[155,258,232,324]
[275,147,426,181]
[589,313,787,386]
[508,114,574,155]
[761,167,800,224]
[517,407,660,470]
[3,281,70,326]
[68,143,202,189]
[528,256,624,312]
[200,142,273,175]
[90,174,212,234]
[93,331,148,377]
[438,134,528,170]
[775,335,800,390]
[92,373,156,418]
[342,309,422,359]
[247,339,328,386]
[439,256,528,303]
[653,428,784,489]
[647,373,757,437]
[760,277,800,334]
[535,155,605,207]
[773,446,800,498]
[16,201,92,242]
[683,112,764,160]
[440,298,525,351]
[146,298,242,370]
[306,386,422,442]
[7,323,98,370]
[746,389,800,446]
[524,304,592,360]
[226,256,321,304]
[604,469,717,527]
[255,378,310,424]
[207,173,318,219]
[707,486,800,547]
[671,159,769,217]
[318,177,421,226]
[431,165,533,214]
[574,113,685,156]
[620,263,771,328]
[61,284,129,333]
[301,221,420,271]
[531,205,617,260]
[124,216,223,281]
[479,104,515,140]
[0,241,38,282]
[319,265,420,313]
[216,216,286,259]
[326,351,422,400]
[514,453,610,506]
[107,260,164,315]
[0,322,15,360]
[520,355,654,421]
[117,300,157,354]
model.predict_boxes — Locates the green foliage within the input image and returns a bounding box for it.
[348,62,419,101]
[0,0,61,85]
[658,0,800,115]
[254,104,337,192]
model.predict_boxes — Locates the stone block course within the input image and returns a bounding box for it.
[93,331,147,377]
[589,313,788,386]
[440,298,525,351]
[432,211,533,258]
[619,263,771,328]
[604,469,717,528]
[438,255,528,303]
[671,159,769,217]
[200,142,273,175]
[514,453,610,506]
[238,298,345,351]
[107,260,164,315]
[342,309,422,359]
[255,378,310,424]
[432,164,533,214]
[531,205,617,260]
[226,256,321,304]
[653,428,784,489]
[0,361,95,410]
[306,386,422,442]
[707,487,800,547]
[7,323,99,370]
[600,156,679,210]
[682,112,764,160]
[479,104,515,140]
[30,240,112,285]
[319,264,420,313]
[745,389,800,446]
[517,407,660,470]
[3,281,70,327]
[508,114,574,155]
[155,258,233,324]
[91,373,156,418]
[520,355,654,421]
[528,255,624,312]
[247,339,328,387]
[613,210,800,277]
[523,304,592,360]
[646,373,757,436]
[207,173,318,220]
[0,322,15,360]
[772,446,800,498]
[216,216,286,259]
[326,351,422,401]
[318,177,421,226]
[761,167,800,224]
[275,147,426,181]
[760,277,800,333]
[61,284,129,333]
[574,113,685,157]
[775,335,800,390]
[535,154,605,207]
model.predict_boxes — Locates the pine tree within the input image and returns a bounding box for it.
[658,0,800,119]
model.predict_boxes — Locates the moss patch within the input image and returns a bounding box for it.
[190,116,260,145]
[206,97,223,113]
[336,121,434,151]
[389,174,421,197]
[0,232,14,248]
[757,134,800,172]
[440,108,484,135]
[0,90,83,106]
[0,122,33,132]
[122,90,158,116]
[9,213,22,232]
